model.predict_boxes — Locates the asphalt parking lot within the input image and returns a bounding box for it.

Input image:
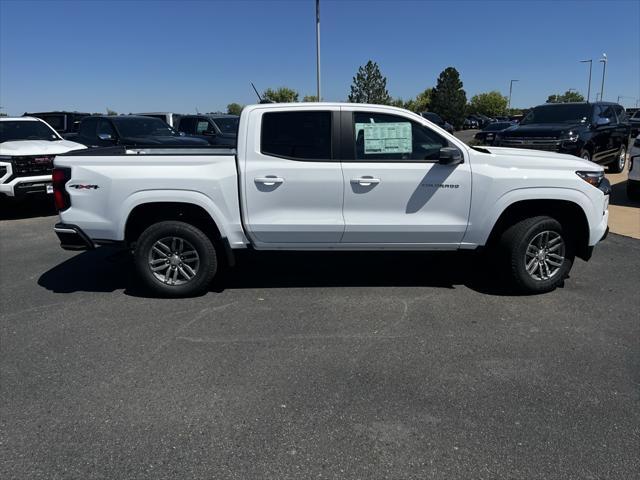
[2,184,640,477]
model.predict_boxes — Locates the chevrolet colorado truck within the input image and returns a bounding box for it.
[52,103,610,296]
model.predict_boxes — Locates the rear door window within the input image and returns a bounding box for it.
[261,111,332,160]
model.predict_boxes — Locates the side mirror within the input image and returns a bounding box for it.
[98,133,113,141]
[438,147,463,165]
[596,117,611,127]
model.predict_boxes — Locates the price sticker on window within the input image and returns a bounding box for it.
[356,122,412,154]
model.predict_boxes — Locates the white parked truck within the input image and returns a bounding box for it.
[52,103,610,296]
[1,117,86,199]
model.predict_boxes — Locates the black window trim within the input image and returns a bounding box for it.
[340,110,462,164]
[259,110,339,162]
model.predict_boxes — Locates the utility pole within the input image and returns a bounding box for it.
[580,59,592,102]
[507,79,519,112]
[315,0,321,101]
[599,53,607,101]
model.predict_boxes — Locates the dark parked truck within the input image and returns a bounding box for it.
[176,114,239,146]
[496,102,630,172]
[74,115,209,148]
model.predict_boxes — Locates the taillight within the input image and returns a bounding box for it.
[52,167,71,211]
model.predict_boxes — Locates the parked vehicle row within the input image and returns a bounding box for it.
[73,115,208,148]
[52,102,610,297]
[419,112,454,134]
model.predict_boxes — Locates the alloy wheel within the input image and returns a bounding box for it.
[148,236,200,286]
[524,230,565,281]
[618,146,626,170]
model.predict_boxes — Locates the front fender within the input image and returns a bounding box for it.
[463,187,600,247]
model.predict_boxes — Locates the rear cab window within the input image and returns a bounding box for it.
[261,111,332,160]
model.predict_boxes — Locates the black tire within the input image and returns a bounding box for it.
[579,149,592,162]
[607,145,626,173]
[134,221,217,297]
[499,216,575,294]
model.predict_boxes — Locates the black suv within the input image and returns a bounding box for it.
[74,116,208,148]
[496,102,630,172]
[176,114,239,146]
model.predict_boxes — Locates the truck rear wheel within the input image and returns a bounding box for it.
[134,221,217,297]
[499,216,574,293]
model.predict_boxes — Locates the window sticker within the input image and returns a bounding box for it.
[356,122,412,154]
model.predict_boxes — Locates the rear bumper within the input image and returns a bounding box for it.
[54,223,96,251]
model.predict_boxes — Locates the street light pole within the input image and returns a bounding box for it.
[580,59,592,102]
[315,0,321,101]
[508,79,519,112]
[599,53,607,101]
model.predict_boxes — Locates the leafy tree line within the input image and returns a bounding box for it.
[224,60,588,123]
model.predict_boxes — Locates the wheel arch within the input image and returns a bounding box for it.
[484,198,591,260]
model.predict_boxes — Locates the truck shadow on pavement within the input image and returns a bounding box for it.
[609,180,640,207]
[38,247,535,297]
[0,197,57,220]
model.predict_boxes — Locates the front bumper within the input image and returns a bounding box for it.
[54,223,96,251]
[0,173,53,198]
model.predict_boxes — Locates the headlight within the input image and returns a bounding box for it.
[576,170,604,188]
[564,131,579,142]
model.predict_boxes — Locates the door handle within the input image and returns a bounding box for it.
[351,177,380,186]
[254,176,284,186]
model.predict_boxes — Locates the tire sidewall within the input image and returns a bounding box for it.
[508,217,574,293]
[134,221,217,297]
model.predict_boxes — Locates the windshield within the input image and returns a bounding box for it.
[0,120,60,143]
[520,104,591,125]
[114,117,177,137]
[483,122,512,131]
[211,117,239,134]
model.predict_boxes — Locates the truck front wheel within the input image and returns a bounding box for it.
[134,221,217,297]
[499,216,575,293]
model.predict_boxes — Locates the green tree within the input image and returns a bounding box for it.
[413,88,433,113]
[429,67,467,128]
[469,91,508,117]
[263,87,299,103]
[226,103,243,115]
[546,90,585,103]
[106,108,118,116]
[348,60,391,104]
[302,95,318,102]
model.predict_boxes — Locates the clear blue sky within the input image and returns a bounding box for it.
[1,0,639,115]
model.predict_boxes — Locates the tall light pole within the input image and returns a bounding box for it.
[315,0,321,101]
[580,59,592,102]
[507,79,519,112]
[599,53,607,101]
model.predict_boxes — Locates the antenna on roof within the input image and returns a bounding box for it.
[251,82,273,104]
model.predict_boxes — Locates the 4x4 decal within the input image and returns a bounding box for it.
[69,184,99,190]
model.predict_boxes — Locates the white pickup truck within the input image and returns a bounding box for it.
[52,103,610,296]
